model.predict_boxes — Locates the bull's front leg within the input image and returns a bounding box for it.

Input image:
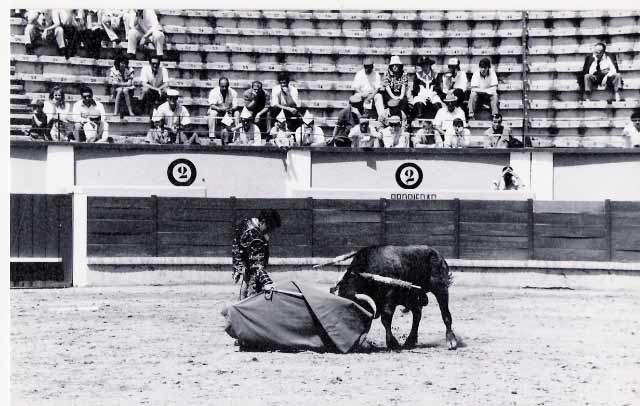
[380,303,401,350]
[403,307,422,349]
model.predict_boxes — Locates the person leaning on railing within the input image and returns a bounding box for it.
[71,85,109,142]
[23,98,51,141]
[43,85,73,141]
[148,88,198,145]
[622,110,640,148]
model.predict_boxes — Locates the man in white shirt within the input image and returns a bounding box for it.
[468,58,499,120]
[127,9,165,58]
[294,111,325,147]
[352,58,381,115]
[435,57,468,112]
[230,108,262,146]
[150,89,198,144]
[71,86,109,142]
[433,92,466,137]
[380,116,409,148]
[443,118,470,148]
[140,55,170,118]
[271,72,302,131]
[582,42,623,103]
[622,110,640,148]
[208,77,240,140]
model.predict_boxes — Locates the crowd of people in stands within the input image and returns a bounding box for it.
[19,9,640,148]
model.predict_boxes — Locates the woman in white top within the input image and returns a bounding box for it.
[43,86,73,140]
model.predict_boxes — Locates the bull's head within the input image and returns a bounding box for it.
[330,270,362,299]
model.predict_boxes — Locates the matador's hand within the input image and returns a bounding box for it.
[232,270,243,284]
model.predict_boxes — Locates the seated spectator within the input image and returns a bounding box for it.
[230,108,262,146]
[140,55,169,118]
[243,81,269,134]
[349,118,383,148]
[411,56,442,120]
[622,110,640,148]
[385,98,408,129]
[24,9,47,55]
[375,55,410,123]
[208,77,240,139]
[294,111,325,147]
[76,9,105,59]
[411,120,442,148]
[434,57,468,114]
[332,94,363,144]
[151,89,198,145]
[483,114,522,148]
[352,58,381,116]
[271,72,302,131]
[99,9,126,46]
[581,42,623,103]
[72,86,109,142]
[433,92,466,137]
[108,54,135,117]
[127,9,165,59]
[492,166,524,191]
[23,98,51,141]
[469,58,499,120]
[43,85,73,140]
[41,9,81,59]
[381,116,409,148]
[268,111,292,146]
[443,118,470,148]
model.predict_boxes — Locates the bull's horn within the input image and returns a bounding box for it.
[354,293,376,317]
[312,250,358,268]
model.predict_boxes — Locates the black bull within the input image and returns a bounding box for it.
[330,245,458,350]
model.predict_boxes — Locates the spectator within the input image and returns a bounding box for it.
[71,86,109,142]
[352,57,381,116]
[41,9,81,59]
[271,72,302,131]
[230,108,262,146]
[483,114,523,148]
[433,92,466,136]
[381,116,409,148]
[581,42,623,103]
[76,9,105,59]
[375,55,410,123]
[349,118,383,148]
[24,9,47,55]
[243,80,269,134]
[434,57,468,113]
[127,9,165,59]
[492,166,524,191]
[268,111,291,146]
[208,77,240,139]
[443,118,470,148]
[469,58,499,120]
[622,110,640,148]
[332,94,363,144]
[140,55,169,118]
[43,86,73,140]
[293,111,325,147]
[411,56,442,119]
[385,98,408,130]
[99,9,126,46]
[411,120,442,148]
[23,99,51,141]
[108,54,135,117]
[151,89,198,145]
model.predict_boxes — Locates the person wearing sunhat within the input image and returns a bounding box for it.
[23,98,51,141]
[294,111,326,147]
[352,57,381,115]
[434,57,469,113]
[348,116,383,148]
[374,55,410,122]
[151,88,199,145]
[72,86,108,142]
[331,93,363,144]
[411,56,442,120]
[380,116,409,148]
[230,107,262,146]
[433,91,466,138]
[268,110,291,146]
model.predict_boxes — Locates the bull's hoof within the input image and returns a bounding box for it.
[447,332,458,350]
[403,339,417,349]
[387,339,402,351]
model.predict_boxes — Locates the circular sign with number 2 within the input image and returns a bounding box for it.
[168,159,197,186]
[395,163,423,189]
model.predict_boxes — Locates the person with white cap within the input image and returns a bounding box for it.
[268,110,291,145]
[381,116,409,148]
[294,111,326,147]
[71,86,108,142]
[352,57,381,114]
[208,77,240,140]
[230,107,262,146]
[433,92,466,138]
[348,116,382,148]
[331,94,363,145]
[270,72,302,131]
[150,88,199,145]
[434,57,469,112]
[374,55,410,122]
[411,56,442,120]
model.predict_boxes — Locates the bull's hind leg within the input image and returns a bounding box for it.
[403,307,422,349]
[380,304,401,350]
[432,287,458,350]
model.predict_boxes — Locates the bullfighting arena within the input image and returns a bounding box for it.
[10,272,640,406]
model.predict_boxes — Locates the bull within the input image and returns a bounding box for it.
[326,245,457,351]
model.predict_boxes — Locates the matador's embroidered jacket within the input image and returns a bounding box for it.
[231,217,273,287]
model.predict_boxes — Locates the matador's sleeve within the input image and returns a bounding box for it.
[242,228,273,286]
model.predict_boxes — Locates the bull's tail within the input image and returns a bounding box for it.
[312,250,358,269]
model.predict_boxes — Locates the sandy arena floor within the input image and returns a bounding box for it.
[10,277,640,406]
